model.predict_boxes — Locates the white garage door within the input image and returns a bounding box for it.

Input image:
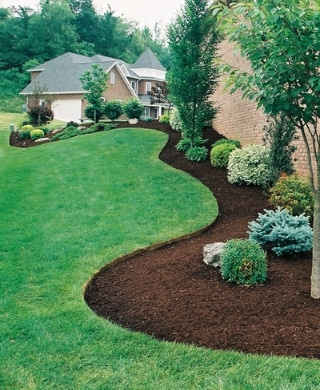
[52,99,82,122]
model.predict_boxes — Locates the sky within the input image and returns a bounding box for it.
[0,0,185,31]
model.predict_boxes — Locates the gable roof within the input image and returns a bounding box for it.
[20,49,165,95]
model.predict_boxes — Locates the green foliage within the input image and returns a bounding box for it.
[51,125,81,141]
[84,104,105,123]
[167,0,220,144]
[81,123,116,134]
[176,137,207,152]
[159,114,170,124]
[227,144,273,186]
[123,98,144,119]
[210,143,237,168]
[18,124,33,139]
[269,174,314,218]
[104,100,123,121]
[248,207,313,256]
[263,114,297,183]
[212,138,241,148]
[185,146,208,162]
[220,239,267,285]
[79,64,108,106]
[169,107,183,131]
[30,129,44,140]
[39,127,50,135]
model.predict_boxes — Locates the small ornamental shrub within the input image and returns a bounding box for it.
[123,98,144,119]
[185,146,208,162]
[81,123,116,134]
[18,124,34,139]
[169,107,183,131]
[159,114,170,124]
[210,143,237,168]
[85,103,104,122]
[28,107,54,126]
[211,138,241,149]
[30,129,44,140]
[104,100,123,121]
[40,127,50,135]
[248,207,313,256]
[176,137,207,152]
[227,144,273,186]
[269,174,314,218]
[140,116,154,122]
[220,239,267,285]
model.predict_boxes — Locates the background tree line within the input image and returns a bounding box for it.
[0,0,170,111]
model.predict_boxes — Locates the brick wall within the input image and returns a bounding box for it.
[211,40,314,179]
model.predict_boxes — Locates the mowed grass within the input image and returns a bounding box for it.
[1,114,320,389]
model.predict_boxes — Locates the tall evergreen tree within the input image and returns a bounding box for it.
[167,0,220,149]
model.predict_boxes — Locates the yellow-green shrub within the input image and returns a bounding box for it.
[30,129,44,140]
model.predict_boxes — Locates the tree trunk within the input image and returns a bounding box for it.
[311,157,320,298]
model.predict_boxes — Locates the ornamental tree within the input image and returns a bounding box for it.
[212,0,320,298]
[167,0,220,149]
[80,63,108,122]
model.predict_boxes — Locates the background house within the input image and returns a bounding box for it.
[21,48,167,122]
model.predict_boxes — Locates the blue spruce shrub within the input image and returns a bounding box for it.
[220,239,267,285]
[248,207,313,256]
[227,144,273,186]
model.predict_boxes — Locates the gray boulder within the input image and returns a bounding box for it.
[203,242,225,267]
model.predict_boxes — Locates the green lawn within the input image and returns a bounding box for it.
[1,113,320,389]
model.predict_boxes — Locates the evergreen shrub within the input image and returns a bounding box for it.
[123,98,144,119]
[248,207,313,256]
[104,100,123,121]
[269,174,314,218]
[212,138,241,148]
[51,126,81,141]
[210,143,237,168]
[220,239,267,285]
[227,145,273,186]
[30,129,44,140]
[185,146,208,162]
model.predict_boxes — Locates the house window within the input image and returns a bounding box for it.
[145,107,150,117]
[146,82,151,93]
[131,81,136,91]
[110,71,115,84]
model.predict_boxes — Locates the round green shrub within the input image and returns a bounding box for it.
[185,146,208,162]
[176,138,192,152]
[104,100,123,121]
[227,144,273,186]
[248,207,313,256]
[220,239,267,285]
[269,174,314,218]
[30,129,44,140]
[123,98,144,119]
[212,138,241,149]
[210,143,237,168]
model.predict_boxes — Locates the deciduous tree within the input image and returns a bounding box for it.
[213,0,320,298]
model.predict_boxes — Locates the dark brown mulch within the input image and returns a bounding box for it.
[11,120,320,359]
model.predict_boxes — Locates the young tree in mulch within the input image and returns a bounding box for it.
[213,0,320,298]
[167,0,220,150]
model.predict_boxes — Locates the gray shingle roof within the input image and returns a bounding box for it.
[21,49,165,95]
[131,48,165,71]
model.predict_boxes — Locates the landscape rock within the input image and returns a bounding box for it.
[203,242,225,267]
[34,137,50,143]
